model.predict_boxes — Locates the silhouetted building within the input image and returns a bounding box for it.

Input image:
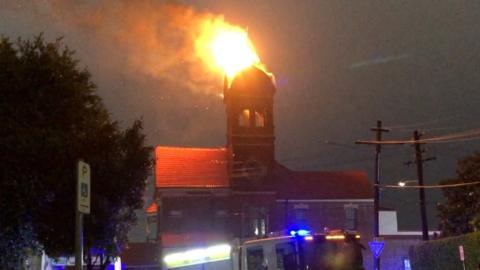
[147,66,373,266]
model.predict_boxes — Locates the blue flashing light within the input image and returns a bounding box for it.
[297,229,310,236]
[290,229,311,237]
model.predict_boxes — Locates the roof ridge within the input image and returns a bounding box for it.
[291,170,367,174]
[156,146,227,151]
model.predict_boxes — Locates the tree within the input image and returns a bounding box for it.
[437,152,480,237]
[0,35,152,269]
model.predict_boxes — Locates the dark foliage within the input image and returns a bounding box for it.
[437,152,480,237]
[410,232,480,270]
[0,35,152,269]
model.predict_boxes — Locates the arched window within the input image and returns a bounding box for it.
[254,111,266,127]
[239,109,250,127]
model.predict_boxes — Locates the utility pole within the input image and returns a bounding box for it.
[356,120,389,270]
[371,121,389,270]
[413,130,429,241]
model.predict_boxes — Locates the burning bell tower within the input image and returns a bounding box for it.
[224,67,276,188]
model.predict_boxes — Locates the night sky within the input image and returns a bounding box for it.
[2,0,480,238]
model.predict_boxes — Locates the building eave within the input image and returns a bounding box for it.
[276,199,374,203]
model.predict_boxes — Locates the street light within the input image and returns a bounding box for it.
[398,180,418,187]
[396,178,429,241]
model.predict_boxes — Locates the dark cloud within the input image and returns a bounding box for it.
[2,0,480,233]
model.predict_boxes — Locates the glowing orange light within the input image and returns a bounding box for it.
[195,17,263,79]
[304,236,314,241]
[210,30,259,78]
[326,235,345,240]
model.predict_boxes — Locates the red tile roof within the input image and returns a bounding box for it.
[276,168,373,200]
[155,147,372,199]
[155,146,229,188]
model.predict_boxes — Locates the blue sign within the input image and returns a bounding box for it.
[368,241,385,258]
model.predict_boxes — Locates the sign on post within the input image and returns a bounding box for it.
[77,161,91,214]
[369,240,385,258]
[459,245,466,270]
[459,245,465,261]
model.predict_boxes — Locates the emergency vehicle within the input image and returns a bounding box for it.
[163,230,365,270]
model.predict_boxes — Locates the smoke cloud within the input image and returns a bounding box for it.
[1,0,236,147]
[47,0,228,95]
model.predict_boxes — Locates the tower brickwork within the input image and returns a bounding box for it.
[224,67,276,189]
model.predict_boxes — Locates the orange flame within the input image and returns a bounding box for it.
[195,18,263,80]
[48,1,270,94]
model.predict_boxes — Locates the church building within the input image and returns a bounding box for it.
[146,66,373,263]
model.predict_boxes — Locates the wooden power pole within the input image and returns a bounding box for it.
[413,130,430,241]
[357,120,390,270]
[371,121,389,270]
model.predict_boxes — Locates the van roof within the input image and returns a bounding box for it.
[243,235,293,245]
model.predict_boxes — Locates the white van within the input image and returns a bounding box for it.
[164,230,364,270]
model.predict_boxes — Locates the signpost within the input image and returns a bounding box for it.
[369,239,385,259]
[459,245,466,270]
[76,161,91,270]
[77,161,91,214]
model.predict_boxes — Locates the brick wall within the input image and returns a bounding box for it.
[158,191,278,242]
[273,200,373,235]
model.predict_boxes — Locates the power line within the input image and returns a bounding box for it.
[394,125,474,133]
[356,124,479,242]
[356,127,480,145]
[278,149,411,168]
[377,181,480,189]
[275,140,370,162]
[422,128,480,142]
[324,140,367,150]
